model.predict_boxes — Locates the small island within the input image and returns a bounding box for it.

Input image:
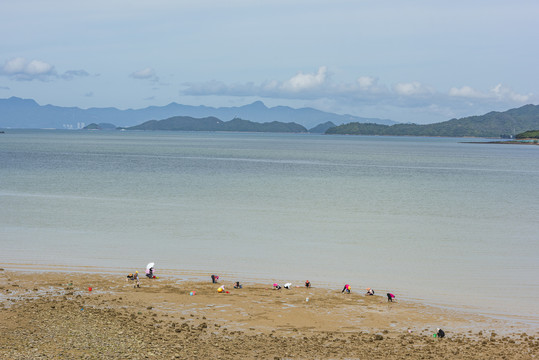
[470,130,539,145]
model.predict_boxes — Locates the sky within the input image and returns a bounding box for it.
[1,0,538,124]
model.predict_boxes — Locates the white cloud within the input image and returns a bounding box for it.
[450,84,531,103]
[26,60,53,75]
[130,67,159,82]
[393,81,433,96]
[490,83,530,102]
[182,67,331,98]
[180,66,536,124]
[61,69,90,80]
[0,57,90,81]
[2,57,26,74]
[449,85,485,98]
[280,66,328,92]
[1,57,56,80]
[357,76,376,90]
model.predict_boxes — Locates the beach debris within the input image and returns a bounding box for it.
[88,287,92,292]
[190,291,196,296]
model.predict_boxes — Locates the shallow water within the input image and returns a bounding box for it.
[1,130,538,323]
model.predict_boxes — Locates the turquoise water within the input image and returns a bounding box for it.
[1,130,538,322]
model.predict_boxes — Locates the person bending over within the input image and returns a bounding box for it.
[437,328,445,338]
[366,288,374,296]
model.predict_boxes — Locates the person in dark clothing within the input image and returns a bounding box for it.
[305,280,311,288]
[387,293,395,302]
[234,281,242,289]
[437,328,445,338]
[342,284,351,293]
[211,274,219,283]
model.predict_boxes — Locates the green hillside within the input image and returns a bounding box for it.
[515,130,539,139]
[326,104,539,137]
[126,116,307,133]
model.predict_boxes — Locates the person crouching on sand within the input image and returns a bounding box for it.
[127,271,140,287]
[234,281,242,289]
[342,284,351,294]
[305,280,311,288]
[273,283,281,290]
[366,288,374,296]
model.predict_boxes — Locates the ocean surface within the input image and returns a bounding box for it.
[1,130,538,323]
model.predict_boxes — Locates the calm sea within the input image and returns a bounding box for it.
[1,130,538,322]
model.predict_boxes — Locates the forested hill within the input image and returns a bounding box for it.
[126,116,308,133]
[326,104,539,137]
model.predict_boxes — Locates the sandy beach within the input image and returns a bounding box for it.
[0,269,537,359]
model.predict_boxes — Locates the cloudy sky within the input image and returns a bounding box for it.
[1,0,538,124]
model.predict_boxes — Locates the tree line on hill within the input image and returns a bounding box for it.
[326,104,539,138]
[84,103,539,138]
[515,130,539,139]
[125,116,309,133]
[85,116,332,133]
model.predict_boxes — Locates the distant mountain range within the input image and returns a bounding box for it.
[327,104,539,138]
[3,96,537,137]
[0,97,394,130]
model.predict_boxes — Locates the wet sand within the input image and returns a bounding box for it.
[0,269,537,359]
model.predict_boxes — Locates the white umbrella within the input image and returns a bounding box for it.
[146,262,155,270]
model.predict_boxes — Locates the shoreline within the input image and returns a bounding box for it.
[463,140,539,145]
[1,268,538,359]
[2,262,538,327]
